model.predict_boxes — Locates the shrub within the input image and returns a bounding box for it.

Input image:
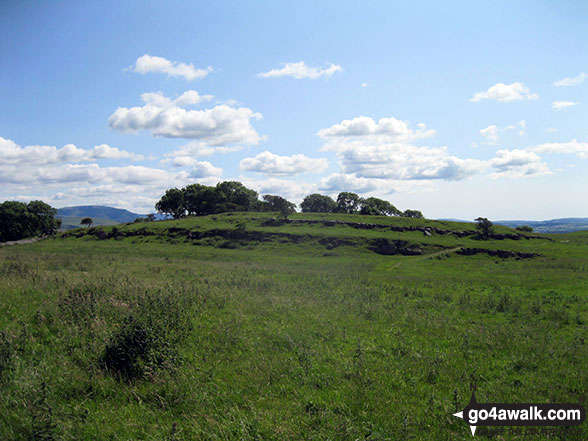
[101,290,193,381]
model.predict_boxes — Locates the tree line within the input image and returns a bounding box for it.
[155,181,423,219]
[0,200,61,242]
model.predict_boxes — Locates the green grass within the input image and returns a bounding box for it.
[1,213,587,440]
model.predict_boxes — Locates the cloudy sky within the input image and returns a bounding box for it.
[1,1,587,220]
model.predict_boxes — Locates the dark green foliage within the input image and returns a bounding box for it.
[0,200,61,242]
[516,225,533,232]
[475,217,494,239]
[101,290,193,380]
[262,195,296,219]
[300,194,337,213]
[215,181,258,212]
[156,181,260,218]
[402,209,424,218]
[359,197,401,216]
[155,188,185,219]
[336,192,361,214]
[80,217,93,227]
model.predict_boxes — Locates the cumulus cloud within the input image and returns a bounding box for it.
[553,72,586,87]
[489,149,550,178]
[532,139,588,159]
[332,143,484,181]
[239,151,328,176]
[317,173,435,195]
[0,137,143,165]
[318,116,480,182]
[552,100,578,110]
[318,116,435,143]
[258,61,342,79]
[108,92,263,145]
[190,161,223,178]
[470,82,538,102]
[163,141,243,167]
[127,54,213,81]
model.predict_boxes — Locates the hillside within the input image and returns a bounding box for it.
[1,212,587,440]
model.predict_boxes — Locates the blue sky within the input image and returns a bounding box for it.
[1,0,587,219]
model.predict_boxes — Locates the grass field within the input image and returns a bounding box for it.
[0,212,587,440]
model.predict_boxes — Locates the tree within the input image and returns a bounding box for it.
[26,200,61,234]
[262,195,296,219]
[336,192,361,214]
[359,197,402,216]
[183,184,222,216]
[300,194,337,213]
[155,188,185,219]
[0,200,61,242]
[516,225,533,233]
[475,217,493,239]
[215,181,258,212]
[80,217,93,228]
[403,209,424,219]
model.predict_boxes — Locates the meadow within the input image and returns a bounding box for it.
[0,212,586,440]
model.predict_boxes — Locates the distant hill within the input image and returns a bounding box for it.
[438,217,588,233]
[495,218,588,234]
[57,205,145,230]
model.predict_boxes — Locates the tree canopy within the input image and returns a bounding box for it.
[300,194,337,213]
[155,181,424,220]
[359,197,402,216]
[0,200,61,242]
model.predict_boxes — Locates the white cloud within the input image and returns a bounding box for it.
[141,90,213,108]
[128,54,213,81]
[318,115,480,182]
[239,177,315,201]
[258,61,342,79]
[552,100,578,110]
[0,137,143,165]
[239,151,328,176]
[489,149,550,178]
[317,173,435,195]
[163,141,243,167]
[331,142,484,181]
[479,125,499,143]
[361,82,369,88]
[190,161,223,178]
[544,127,558,134]
[108,92,263,145]
[317,116,435,143]
[553,72,586,87]
[532,139,588,159]
[470,82,538,102]
[479,120,525,144]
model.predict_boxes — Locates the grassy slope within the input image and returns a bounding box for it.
[0,213,587,440]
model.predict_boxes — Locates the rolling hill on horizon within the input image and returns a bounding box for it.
[57,205,588,233]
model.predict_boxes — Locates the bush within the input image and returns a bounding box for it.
[101,290,193,381]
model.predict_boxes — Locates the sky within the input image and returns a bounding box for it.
[1,0,587,220]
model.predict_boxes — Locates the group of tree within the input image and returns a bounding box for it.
[155,181,423,219]
[300,192,423,218]
[156,181,296,219]
[155,182,424,220]
[0,200,61,242]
